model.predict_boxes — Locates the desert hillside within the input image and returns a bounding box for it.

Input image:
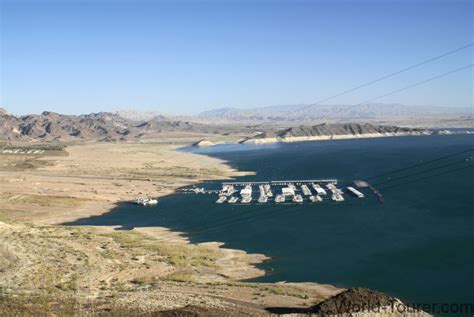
[242,123,433,144]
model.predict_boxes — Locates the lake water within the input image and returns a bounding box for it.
[67,134,474,314]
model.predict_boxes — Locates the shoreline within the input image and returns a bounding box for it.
[194,130,474,148]
[0,142,272,282]
[0,139,443,315]
[191,131,443,148]
[0,141,351,314]
[241,132,433,144]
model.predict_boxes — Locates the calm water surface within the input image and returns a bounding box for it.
[68,135,474,313]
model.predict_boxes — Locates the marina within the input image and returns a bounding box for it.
[71,134,474,309]
[80,134,473,311]
[205,179,368,205]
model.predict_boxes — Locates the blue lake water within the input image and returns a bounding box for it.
[67,134,474,314]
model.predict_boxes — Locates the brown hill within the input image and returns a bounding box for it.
[10,111,132,141]
[310,287,429,316]
[242,123,432,143]
[0,109,22,140]
[0,110,216,141]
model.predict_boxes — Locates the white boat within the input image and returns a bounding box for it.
[258,195,268,203]
[282,187,295,196]
[240,184,252,203]
[309,195,322,203]
[228,196,239,204]
[301,184,312,196]
[192,187,205,194]
[292,194,303,203]
[216,196,227,203]
[275,194,285,203]
[136,198,158,206]
[241,195,252,204]
[219,184,236,196]
[331,193,345,202]
[240,185,252,197]
[264,184,273,197]
[312,183,327,196]
[327,183,343,195]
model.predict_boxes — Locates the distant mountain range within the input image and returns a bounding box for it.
[116,110,169,122]
[196,103,472,122]
[1,103,471,142]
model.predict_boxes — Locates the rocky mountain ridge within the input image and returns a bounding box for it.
[242,123,433,144]
[0,110,198,141]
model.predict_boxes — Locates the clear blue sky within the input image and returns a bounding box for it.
[1,0,472,115]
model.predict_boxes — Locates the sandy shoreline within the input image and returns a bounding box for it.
[0,142,271,281]
[0,142,252,223]
[241,132,432,144]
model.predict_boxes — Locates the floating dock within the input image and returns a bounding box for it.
[210,179,369,205]
[347,186,365,198]
[222,179,337,186]
[183,178,376,205]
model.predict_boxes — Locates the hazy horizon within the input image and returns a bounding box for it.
[1,101,473,117]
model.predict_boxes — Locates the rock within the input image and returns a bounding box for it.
[192,140,215,147]
[242,123,433,144]
[311,287,430,316]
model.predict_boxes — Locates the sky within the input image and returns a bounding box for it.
[0,0,472,115]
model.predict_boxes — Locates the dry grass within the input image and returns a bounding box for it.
[0,149,67,172]
[0,154,52,171]
[0,242,18,274]
[102,230,219,268]
[0,221,338,315]
[1,194,87,207]
[0,293,149,317]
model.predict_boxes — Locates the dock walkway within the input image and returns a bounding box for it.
[222,179,338,186]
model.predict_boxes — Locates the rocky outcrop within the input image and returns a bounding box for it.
[0,109,22,140]
[192,139,216,147]
[0,109,211,141]
[312,287,431,316]
[10,111,132,141]
[242,123,433,144]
